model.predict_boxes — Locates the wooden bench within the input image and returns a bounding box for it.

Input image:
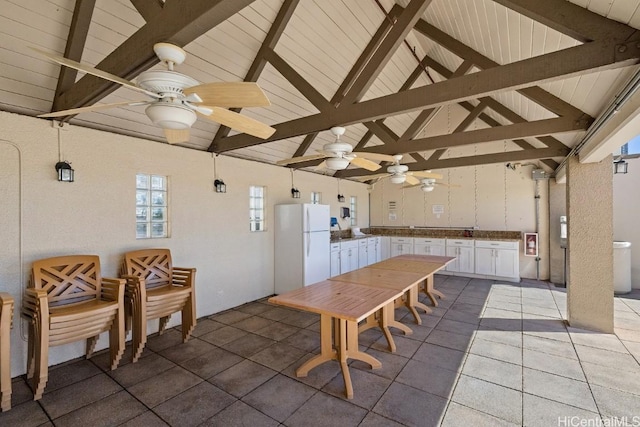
[0,292,14,411]
[121,249,196,362]
[22,255,125,400]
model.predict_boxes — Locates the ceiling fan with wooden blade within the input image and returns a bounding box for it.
[353,154,443,184]
[34,43,276,143]
[403,178,461,192]
[276,127,397,171]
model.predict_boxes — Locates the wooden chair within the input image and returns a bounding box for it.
[0,292,14,412]
[121,249,196,363]
[22,255,125,400]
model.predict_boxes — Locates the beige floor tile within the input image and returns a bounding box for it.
[451,375,522,425]
[523,367,597,412]
[523,393,600,427]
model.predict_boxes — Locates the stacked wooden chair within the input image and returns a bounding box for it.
[121,249,196,362]
[0,292,14,412]
[22,255,125,400]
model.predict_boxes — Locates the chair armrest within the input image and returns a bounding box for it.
[173,267,196,287]
[0,292,14,329]
[120,275,146,301]
[101,278,125,302]
[22,288,48,322]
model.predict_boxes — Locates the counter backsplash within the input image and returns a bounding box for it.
[331,228,522,240]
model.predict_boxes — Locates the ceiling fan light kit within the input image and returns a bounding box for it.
[34,43,275,143]
[325,157,351,170]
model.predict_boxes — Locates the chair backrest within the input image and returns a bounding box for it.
[123,249,173,289]
[30,255,102,307]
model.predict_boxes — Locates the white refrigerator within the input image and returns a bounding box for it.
[274,203,331,294]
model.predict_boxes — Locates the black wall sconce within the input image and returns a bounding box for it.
[214,179,226,193]
[614,159,628,174]
[55,161,74,182]
[337,194,345,202]
[291,187,300,198]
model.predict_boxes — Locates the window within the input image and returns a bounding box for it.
[249,185,266,232]
[350,196,357,226]
[136,174,168,239]
[311,191,321,204]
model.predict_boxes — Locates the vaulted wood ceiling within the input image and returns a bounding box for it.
[2,0,639,179]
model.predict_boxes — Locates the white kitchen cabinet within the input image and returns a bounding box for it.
[445,239,475,274]
[340,240,359,273]
[475,240,519,279]
[380,236,391,260]
[367,237,377,265]
[390,237,413,257]
[330,242,341,277]
[358,239,369,268]
[413,238,446,256]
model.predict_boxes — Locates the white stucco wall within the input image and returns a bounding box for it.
[0,111,369,377]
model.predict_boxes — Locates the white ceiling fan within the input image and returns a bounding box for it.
[34,43,276,144]
[276,126,397,171]
[403,177,461,192]
[353,154,443,184]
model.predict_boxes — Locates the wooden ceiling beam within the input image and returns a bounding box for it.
[53,0,96,110]
[340,0,434,106]
[215,33,634,152]
[357,117,581,155]
[289,4,399,158]
[414,20,590,119]
[264,49,331,112]
[337,147,567,178]
[492,0,637,43]
[130,0,163,22]
[55,0,257,113]
[208,0,299,152]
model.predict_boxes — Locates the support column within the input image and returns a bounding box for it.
[566,155,614,333]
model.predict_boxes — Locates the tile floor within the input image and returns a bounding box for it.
[2,276,640,427]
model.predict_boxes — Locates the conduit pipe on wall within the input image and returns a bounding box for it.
[535,179,541,280]
[555,68,640,175]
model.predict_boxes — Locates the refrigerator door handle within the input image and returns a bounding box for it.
[307,233,311,257]
[306,208,310,233]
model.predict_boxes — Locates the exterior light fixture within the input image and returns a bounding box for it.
[55,161,74,182]
[290,168,300,198]
[214,179,226,193]
[337,194,345,202]
[614,159,628,174]
[212,154,227,193]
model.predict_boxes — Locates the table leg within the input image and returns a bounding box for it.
[338,319,353,399]
[296,314,336,377]
[423,275,445,306]
[345,320,381,370]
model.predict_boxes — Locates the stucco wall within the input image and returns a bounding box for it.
[0,111,369,377]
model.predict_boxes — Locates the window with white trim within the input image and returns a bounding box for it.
[350,196,357,226]
[249,185,266,232]
[311,191,321,204]
[136,174,168,239]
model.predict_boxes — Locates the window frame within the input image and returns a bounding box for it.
[136,173,169,239]
[350,196,357,226]
[249,185,266,232]
[311,191,322,204]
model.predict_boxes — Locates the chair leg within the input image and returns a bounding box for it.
[181,292,196,343]
[32,322,49,401]
[0,317,11,412]
[109,309,125,370]
[158,316,170,335]
[132,305,147,363]
[26,322,35,380]
[86,336,98,359]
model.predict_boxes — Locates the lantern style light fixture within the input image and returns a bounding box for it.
[213,154,227,192]
[55,161,74,182]
[614,159,628,174]
[214,179,226,193]
[290,168,300,198]
[337,178,345,202]
[54,123,74,182]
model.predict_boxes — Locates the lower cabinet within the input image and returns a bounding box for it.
[330,243,341,277]
[474,240,519,279]
[414,238,446,256]
[390,237,413,257]
[340,240,359,274]
[358,239,368,268]
[445,239,475,274]
[367,237,377,265]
